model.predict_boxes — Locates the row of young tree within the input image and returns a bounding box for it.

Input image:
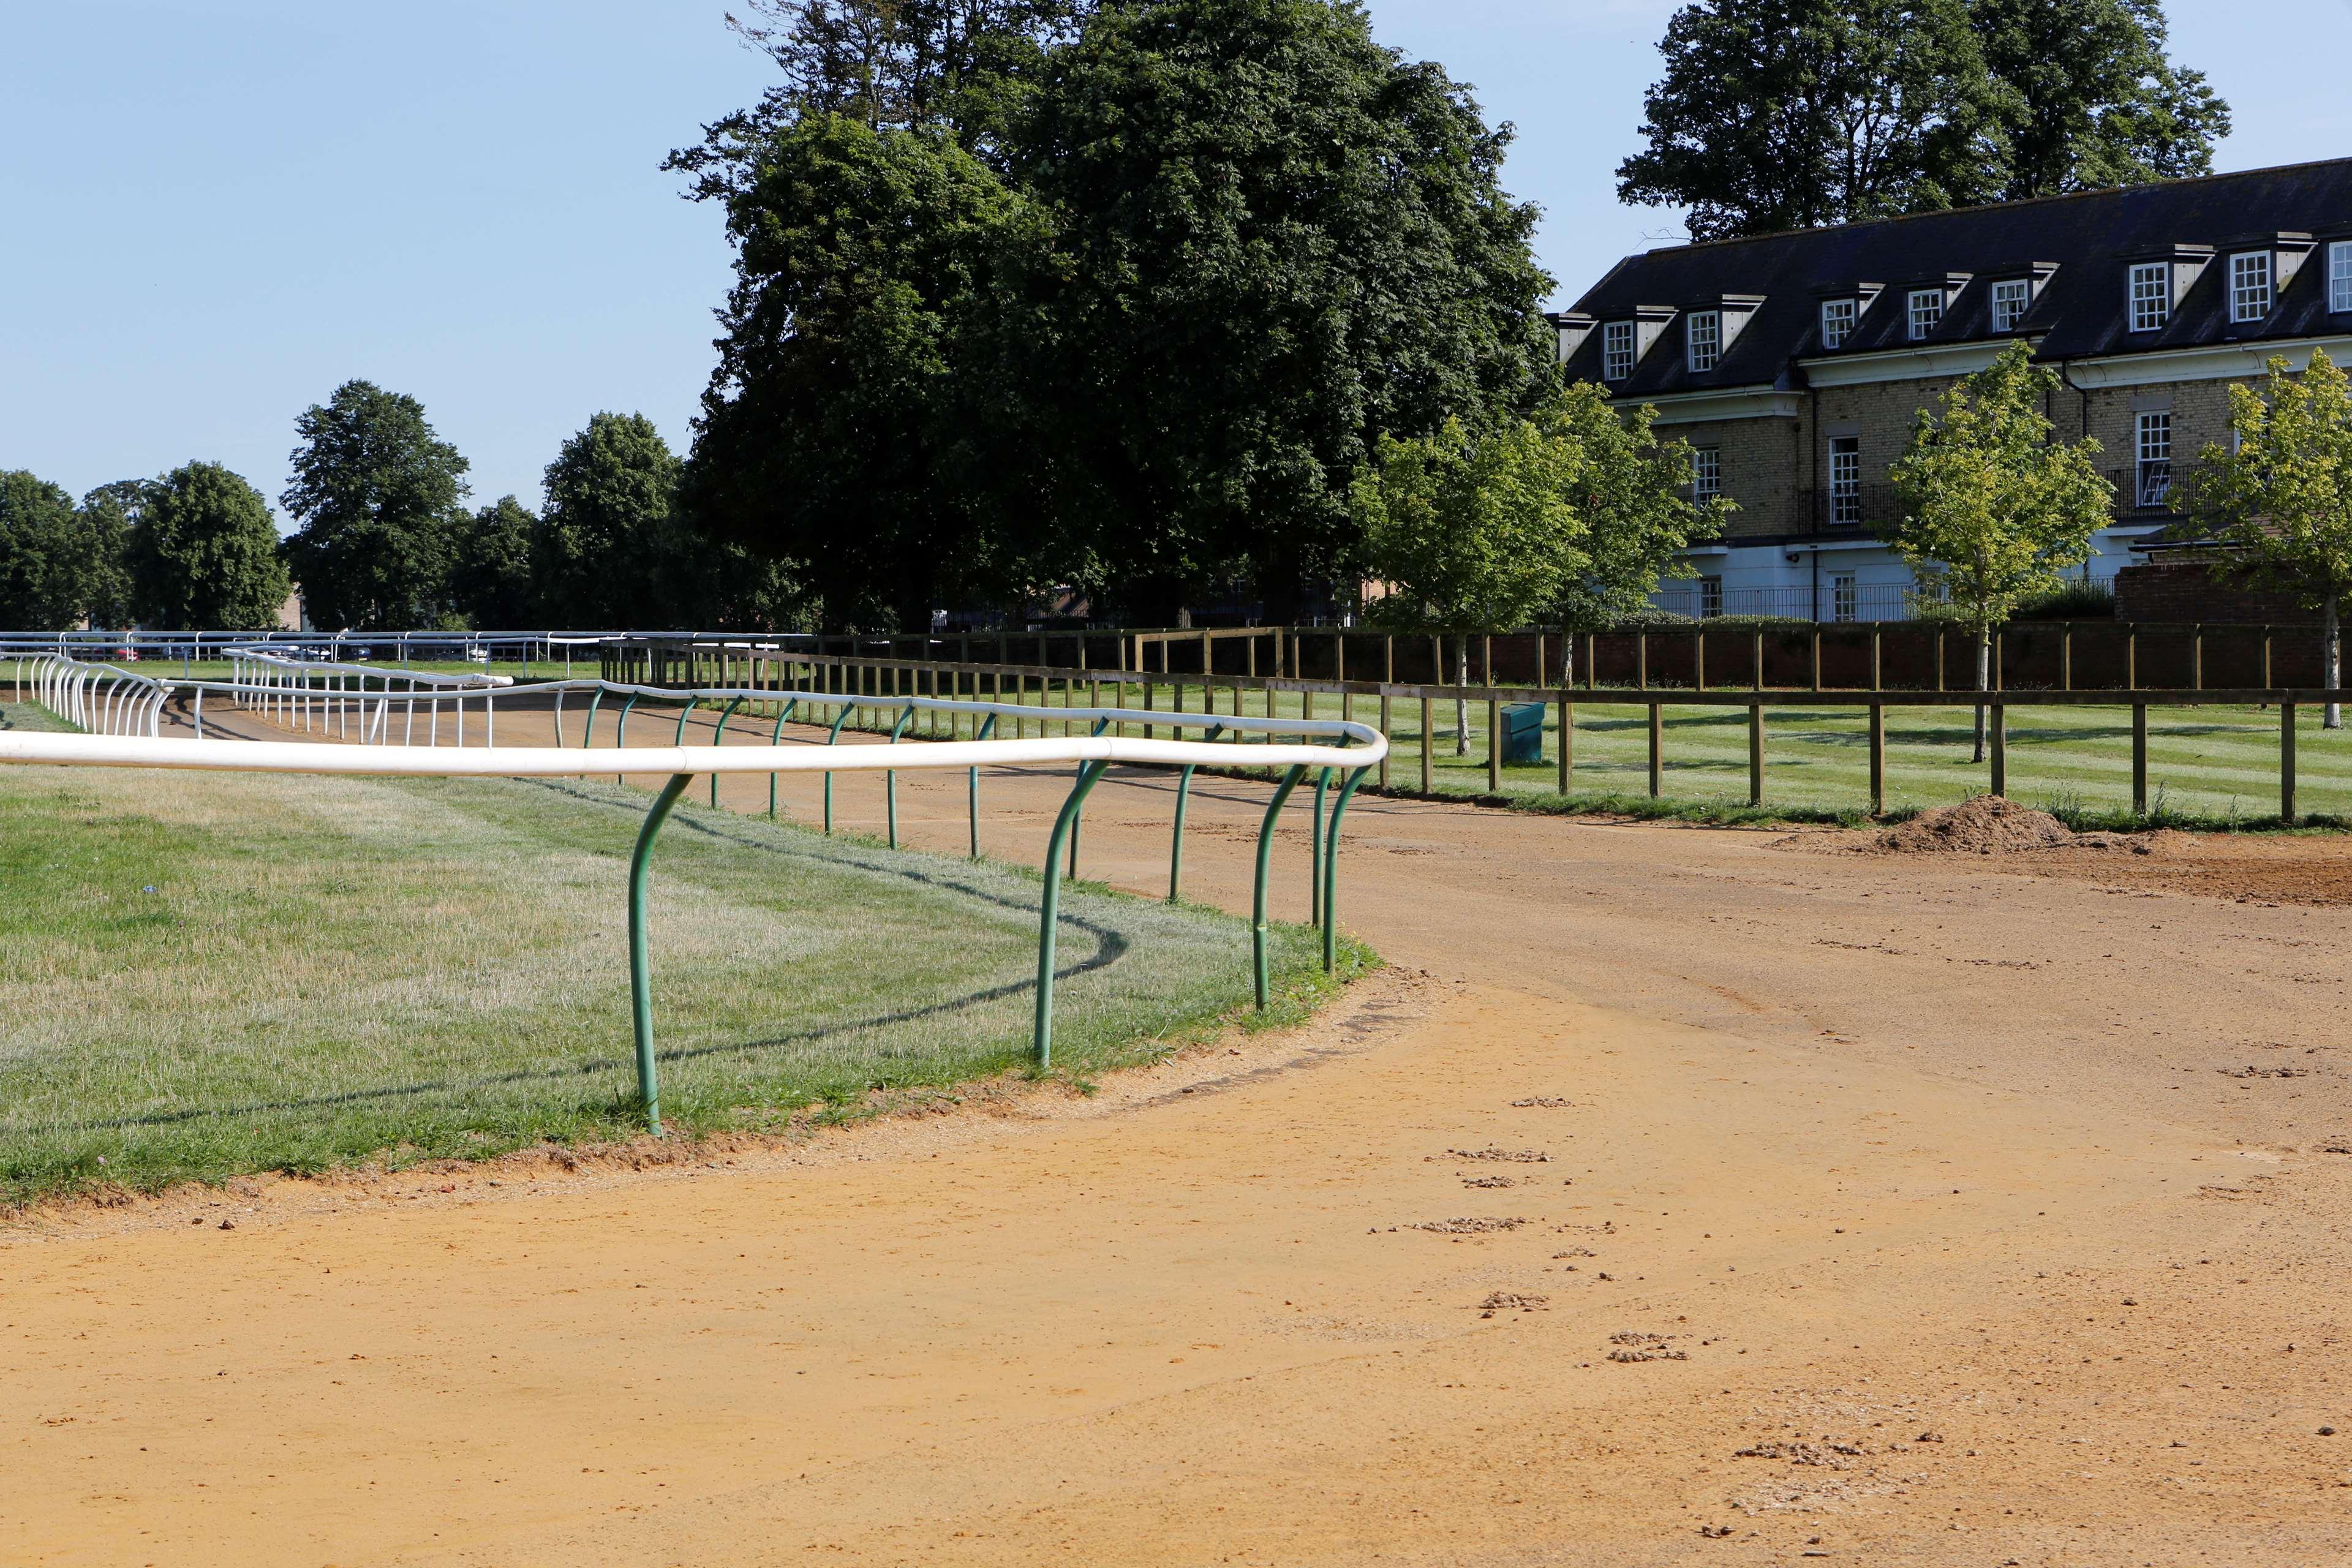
[0,382,797,632]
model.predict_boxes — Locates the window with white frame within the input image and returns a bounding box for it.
[1698,576,1724,619]
[1691,445,1721,502]
[1602,320,1635,380]
[1820,297,1856,349]
[2331,241,2352,313]
[1829,435,1861,524]
[1991,279,2030,333]
[1907,288,1943,340]
[2128,262,2169,332]
[1830,573,1858,624]
[1686,310,1721,372]
[2231,252,2272,323]
[2135,410,2172,508]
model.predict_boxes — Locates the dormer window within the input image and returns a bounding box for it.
[2332,241,2352,314]
[2128,262,2170,331]
[2231,252,2272,323]
[1991,279,2030,333]
[1907,288,1944,340]
[1686,310,1721,372]
[1602,320,1635,381]
[1820,298,1856,349]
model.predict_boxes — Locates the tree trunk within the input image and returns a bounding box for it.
[1971,627,1991,766]
[2326,594,2342,731]
[1453,640,1471,757]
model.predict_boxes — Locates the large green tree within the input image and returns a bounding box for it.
[449,496,538,630]
[535,413,693,630]
[680,118,1037,630]
[2186,348,2352,729]
[1008,0,1556,620]
[1970,0,2228,202]
[281,380,470,630]
[126,462,292,630]
[0,472,127,630]
[676,0,1557,627]
[1618,0,2227,240]
[1888,342,2111,760]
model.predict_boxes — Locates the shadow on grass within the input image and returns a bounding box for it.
[66,779,1145,1134]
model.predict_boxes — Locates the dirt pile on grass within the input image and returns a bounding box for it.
[1793,795,2166,858]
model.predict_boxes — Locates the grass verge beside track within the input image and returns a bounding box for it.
[0,704,1369,1205]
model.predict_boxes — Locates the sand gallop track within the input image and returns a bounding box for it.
[9,698,2352,1566]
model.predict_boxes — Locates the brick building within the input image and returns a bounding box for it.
[1550,158,2352,622]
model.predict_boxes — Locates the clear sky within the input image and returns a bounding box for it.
[8,1,2352,520]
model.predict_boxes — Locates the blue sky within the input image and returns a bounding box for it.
[8,1,2352,517]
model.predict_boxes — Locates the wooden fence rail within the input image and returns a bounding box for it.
[603,643,2346,826]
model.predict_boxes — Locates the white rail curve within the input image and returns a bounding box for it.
[4,657,1385,1132]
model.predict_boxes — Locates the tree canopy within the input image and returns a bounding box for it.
[1887,341,2110,754]
[676,0,1557,628]
[0,472,127,631]
[281,381,471,630]
[1618,0,2228,239]
[535,413,697,630]
[127,462,292,630]
[2186,347,2352,726]
[450,496,538,630]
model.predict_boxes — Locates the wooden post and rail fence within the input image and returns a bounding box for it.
[605,633,2342,826]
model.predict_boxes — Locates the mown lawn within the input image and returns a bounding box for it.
[845,680,2352,829]
[0,702,1364,1204]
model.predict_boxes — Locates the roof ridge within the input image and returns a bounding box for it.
[1640,156,2352,256]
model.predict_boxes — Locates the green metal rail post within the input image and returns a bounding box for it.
[968,712,997,858]
[885,704,914,847]
[1252,764,1308,1009]
[579,688,604,748]
[766,698,799,818]
[1066,718,1112,880]
[627,773,695,1135]
[708,695,744,806]
[1167,723,1225,902]
[613,692,639,784]
[1309,767,1330,925]
[1319,766,1370,973]
[1033,759,1110,1069]
[821,704,854,834]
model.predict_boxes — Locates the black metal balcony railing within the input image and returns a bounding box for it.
[1790,484,1906,530]
[2109,464,2176,512]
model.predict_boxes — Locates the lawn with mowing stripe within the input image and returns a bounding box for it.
[858,682,2352,828]
[0,705,1365,1204]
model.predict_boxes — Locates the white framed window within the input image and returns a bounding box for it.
[1831,573,1858,624]
[1686,310,1721,372]
[1907,288,1943,340]
[1602,320,1635,381]
[2231,252,2272,323]
[2330,241,2352,313]
[1698,576,1724,619]
[1691,445,1721,502]
[2135,410,2173,508]
[1991,279,2030,333]
[2128,262,2169,332]
[1820,297,1856,350]
[1829,435,1861,525]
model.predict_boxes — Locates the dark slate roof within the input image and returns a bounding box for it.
[1557,158,2352,398]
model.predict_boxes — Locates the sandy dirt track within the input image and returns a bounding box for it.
[7,697,2351,1565]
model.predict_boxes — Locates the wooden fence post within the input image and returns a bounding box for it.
[1868,704,1886,816]
[1648,704,1663,798]
[1557,695,1572,795]
[1989,703,2007,797]
[1487,695,1502,793]
[2132,704,2148,817]
[1637,631,1648,690]
[2062,625,2072,692]
[1379,693,1392,788]
[1809,628,1821,692]
[1695,627,1706,692]
[1419,696,1433,793]
[1753,629,1765,692]
[1748,704,1765,806]
[2192,624,2203,691]
[2282,701,2299,825]
[1870,628,1882,691]
[2127,627,2137,689]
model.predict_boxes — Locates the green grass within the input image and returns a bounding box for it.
[0,704,1368,1205]
[891,680,2352,831]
